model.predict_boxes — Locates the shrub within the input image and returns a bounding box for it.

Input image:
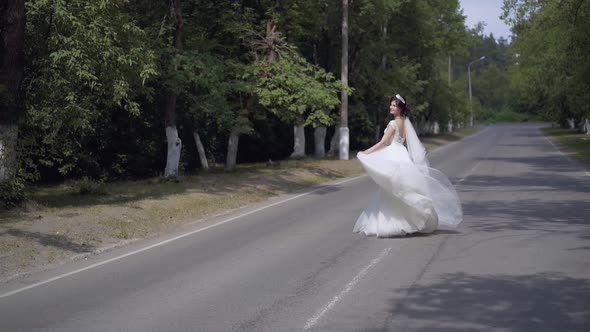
[73,177,106,195]
[0,177,26,208]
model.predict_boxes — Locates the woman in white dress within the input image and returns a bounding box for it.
[354,94,462,237]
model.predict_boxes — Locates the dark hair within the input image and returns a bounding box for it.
[389,95,410,117]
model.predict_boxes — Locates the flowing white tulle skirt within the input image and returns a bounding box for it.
[354,142,462,237]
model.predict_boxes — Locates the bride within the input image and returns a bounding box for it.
[354,94,462,237]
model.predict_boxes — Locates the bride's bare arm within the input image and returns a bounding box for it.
[361,124,395,154]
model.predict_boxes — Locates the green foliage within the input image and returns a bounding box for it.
[72,177,106,195]
[251,53,347,127]
[8,0,520,201]
[343,0,472,129]
[22,0,157,178]
[348,103,376,150]
[503,0,590,124]
[474,63,510,110]
[0,176,26,208]
[479,107,532,123]
[173,51,251,132]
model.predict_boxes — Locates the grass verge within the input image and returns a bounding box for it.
[540,127,590,166]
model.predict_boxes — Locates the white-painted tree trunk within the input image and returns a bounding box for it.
[584,118,590,134]
[192,130,209,171]
[314,126,326,158]
[433,121,440,134]
[164,126,182,177]
[328,127,339,156]
[447,119,454,133]
[0,124,18,183]
[567,118,575,129]
[339,127,349,160]
[339,0,349,161]
[225,126,240,171]
[290,124,306,158]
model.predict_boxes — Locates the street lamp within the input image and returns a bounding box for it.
[468,56,485,127]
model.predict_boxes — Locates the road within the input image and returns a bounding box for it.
[1,123,589,331]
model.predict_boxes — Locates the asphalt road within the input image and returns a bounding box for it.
[1,123,589,332]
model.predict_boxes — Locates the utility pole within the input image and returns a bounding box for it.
[468,56,485,127]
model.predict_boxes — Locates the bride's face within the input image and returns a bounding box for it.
[390,101,399,116]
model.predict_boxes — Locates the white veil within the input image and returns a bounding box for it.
[404,118,429,174]
[403,117,463,227]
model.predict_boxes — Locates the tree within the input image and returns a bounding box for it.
[163,0,184,178]
[242,7,345,161]
[250,50,344,159]
[1,0,485,207]
[339,0,350,160]
[20,0,156,180]
[0,0,25,184]
[503,0,590,128]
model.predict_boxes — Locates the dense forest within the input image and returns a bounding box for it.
[1,0,588,207]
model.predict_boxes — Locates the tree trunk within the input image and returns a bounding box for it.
[339,0,349,160]
[290,124,306,158]
[164,126,182,177]
[381,21,387,69]
[339,127,349,159]
[584,118,590,135]
[314,126,326,158]
[567,118,575,129]
[374,124,380,142]
[0,0,25,183]
[266,21,278,62]
[0,125,18,182]
[225,126,240,171]
[163,0,183,178]
[428,122,434,134]
[327,123,339,156]
[193,129,209,171]
[376,21,386,144]
[447,119,454,133]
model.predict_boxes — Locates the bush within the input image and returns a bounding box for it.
[479,107,533,123]
[73,177,106,195]
[0,177,26,208]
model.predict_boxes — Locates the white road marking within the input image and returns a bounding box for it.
[303,125,589,331]
[0,176,365,299]
[455,159,484,185]
[303,247,391,330]
[302,129,491,329]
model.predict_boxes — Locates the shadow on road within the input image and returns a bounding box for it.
[462,198,590,232]
[385,272,590,332]
[478,155,584,173]
[459,173,590,193]
[317,272,590,332]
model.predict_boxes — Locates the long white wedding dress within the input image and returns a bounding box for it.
[354,119,462,237]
